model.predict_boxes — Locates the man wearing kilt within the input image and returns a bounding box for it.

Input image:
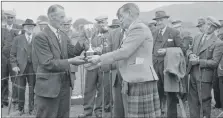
[85,3,161,118]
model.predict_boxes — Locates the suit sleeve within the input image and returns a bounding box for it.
[99,27,148,65]
[10,37,18,68]
[199,42,223,68]
[105,31,113,53]
[67,38,84,58]
[33,34,70,72]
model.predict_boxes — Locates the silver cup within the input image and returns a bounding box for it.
[84,24,96,56]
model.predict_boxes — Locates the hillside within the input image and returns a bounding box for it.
[140,2,223,25]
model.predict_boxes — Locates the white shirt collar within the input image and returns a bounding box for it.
[25,33,32,42]
[48,24,58,36]
[160,25,167,35]
[98,33,103,37]
[7,24,13,30]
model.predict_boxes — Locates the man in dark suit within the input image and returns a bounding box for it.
[1,10,22,107]
[107,20,128,117]
[10,19,37,115]
[33,4,86,118]
[78,16,111,118]
[152,11,185,117]
[187,16,223,118]
[217,50,223,109]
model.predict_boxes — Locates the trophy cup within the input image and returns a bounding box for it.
[84,24,96,57]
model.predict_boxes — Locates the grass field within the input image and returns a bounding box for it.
[2,65,223,118]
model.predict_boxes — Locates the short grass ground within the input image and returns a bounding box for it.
[2,66,223,118]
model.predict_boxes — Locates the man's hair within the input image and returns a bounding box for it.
[47,4,64,16]
[116,3,140,18]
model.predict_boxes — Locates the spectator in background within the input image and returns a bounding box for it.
[172,20,193,50]
[148,20,157,34]
[10,19,37,116]
[217,20,223,40]
[108,19,120,30]
[61,17,79,88]
[152,10,186,118]
[37,15,48,31]
[196,17,206,33]
[78,15,110,118]
[1,10,22,108]
[187,16,223,118]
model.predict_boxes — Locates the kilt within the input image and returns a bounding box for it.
[127,80,161,118]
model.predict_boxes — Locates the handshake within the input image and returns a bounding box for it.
[189,53,200,65]
[68,55,101,70]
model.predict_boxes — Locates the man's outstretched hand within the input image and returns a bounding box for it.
[84,55,101,70]
[68,56,86,65]
[86,55,101,64]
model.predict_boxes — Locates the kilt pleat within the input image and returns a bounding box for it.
[127,80,161,118]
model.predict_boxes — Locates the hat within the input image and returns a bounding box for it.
[36,15,48,25]
[22,19,36,26]
[95,15,108,22]
[196,18,206,27]
[109,19,120,27]
[4,10,16,17]
[172,20,182,28]
[219,20,223,26]
[206,16,221,29]
[62,17,73,25]
[153,11,170,20]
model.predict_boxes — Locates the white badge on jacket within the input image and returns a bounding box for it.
[135,57,144,64]
[168,39,173,42]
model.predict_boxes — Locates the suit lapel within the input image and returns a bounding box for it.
[194,34,204,55]
[153,30,159,46]
[21,34,28,52]
[199,33,216,54]
[44,26,61,55]
[61,34,67,58]
[161,27,170,48]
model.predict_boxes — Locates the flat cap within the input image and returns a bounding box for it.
[196,17,206,27]
[95,16,108,22]
[62,17,73,24]
[4,10,16,17]
[36,15,48,25]
[172,20,182,28]
[109,19,120,27]
[206,16,221,29]
[219,20,223,26]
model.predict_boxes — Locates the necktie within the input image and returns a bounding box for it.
[199,34,208,50]
[201,34,207,45]
[159,29,163,36]
[56,29,61,44]
[28,36,31,44]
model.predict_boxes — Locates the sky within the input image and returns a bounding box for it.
[2,0,197,24]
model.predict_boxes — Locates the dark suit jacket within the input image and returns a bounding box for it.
[33,26,84,98]
[218,56,223,77]
[2,24,22,58]
[10,34,35,74]
[187,33,223,82]
[152,27,185,65]
[107,28,124,86]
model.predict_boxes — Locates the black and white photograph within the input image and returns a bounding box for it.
[1,0,223,118]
